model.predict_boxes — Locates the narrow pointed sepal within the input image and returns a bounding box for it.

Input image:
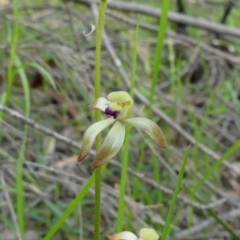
[77,118,115,162]
[93,121,125,169]
[139,228,159,240]
[125,118,167,148]
[107,231,138,240]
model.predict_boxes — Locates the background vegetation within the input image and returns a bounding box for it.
[0,0,240,239]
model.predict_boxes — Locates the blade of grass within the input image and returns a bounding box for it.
[161,146,190,240]
[24,62,56,90]
[116,17,139,232]
[43,172,95,240]
[0,184,16,193]
[43,162,107,240]
[187,87,214,230]
[150,0,171,216]
[187,189,240,240]
[0,0,19,121]
[14,55,31,240]
[193,138,240,192]
[133,0,171,213]
[44,199,72,225]
[43,2,108,237]
[132,141,145,199]
[148,0,171,114]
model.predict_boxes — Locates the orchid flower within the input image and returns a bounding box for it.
[107,228,159,240]
[78,91,167,168]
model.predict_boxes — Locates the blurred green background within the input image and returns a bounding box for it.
[0,0,240,239]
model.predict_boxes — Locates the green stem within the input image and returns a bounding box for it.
[94,1,107,239]
[147,0,170,116]
[94,0,107,101]
[133,0,170,202]
[14,55,31,240]
[0,0,19,120]
[116,125,131,232]
[94,167,102,239]
[147,0,170,217]
[116,19,139,232]
[161,147,190,240]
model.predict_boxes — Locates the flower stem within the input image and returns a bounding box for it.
[94,0,107,101]
[94,167,101,240]
[116,125,131,232]
[116,19,139,232]
[94,0,107,240]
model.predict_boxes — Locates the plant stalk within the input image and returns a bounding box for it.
[116,19,139,232]
[94,1,107,239]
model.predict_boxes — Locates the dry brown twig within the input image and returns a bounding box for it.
[75,0,240,39]
[88,3,240,176]
[106,10,240,66]
[0,170,22,240]
[2,0,240,38]
[171,207,240,239]
[0,103,227,210]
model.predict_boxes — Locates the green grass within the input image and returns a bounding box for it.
[0,0,240,239]
[14,55,31,239]
[43,173,95,240]
[116,17,139,232]
[132,0,171,220]
[161,146,190,239]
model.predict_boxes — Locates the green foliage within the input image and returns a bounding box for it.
[161,146,190,240]
[0,0,240,239]
[116,17,139,232]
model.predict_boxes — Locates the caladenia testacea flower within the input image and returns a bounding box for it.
[78,91,167,169]
[107,228,160,240]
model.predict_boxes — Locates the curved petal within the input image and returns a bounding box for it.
[77,118,116,162]
[88,97,109,111]
[93,121,125,169]
[139,228,159,240]
[107,231,138,240]
[125,118,167,148]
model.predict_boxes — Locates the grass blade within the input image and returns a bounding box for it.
[43,173,95,240]
[161,146,190,240]
[116,17,139,232]
[14,55,31,239]
[193,139,240,192]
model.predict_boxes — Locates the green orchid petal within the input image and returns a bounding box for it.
[139,228,159,240]
[78,118,116,162]
[107,231,138,240]
[93,121,125,169]
[125,118,167,148]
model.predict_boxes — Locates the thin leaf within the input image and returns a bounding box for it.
[161,146,191,240]
[25,62,56,90]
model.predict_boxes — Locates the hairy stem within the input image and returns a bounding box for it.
[94,0,107,240]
